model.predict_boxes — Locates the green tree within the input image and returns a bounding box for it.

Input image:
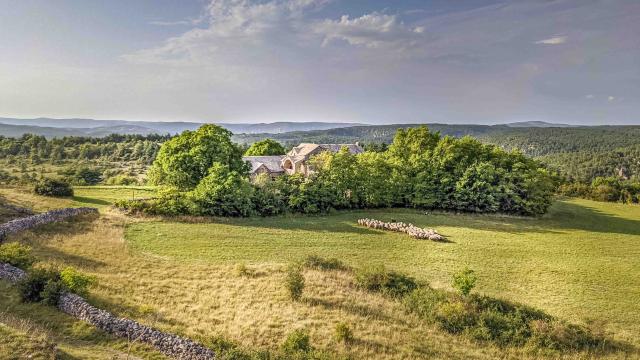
[148,124,247,190]
[244,139,286,156]
[452,267,477,296]
[189,163,254,217]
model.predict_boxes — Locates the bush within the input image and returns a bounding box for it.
[285,263,305,301]
[303,255,349,271]
[60,267,95,296]
[452,267,477,296]
[105,175,138,185]
[435,300,477,334]
[403,287,447,322]
[17,268,65,305]
[528,319,607,351]
[17,267,95,306]
[34,178,73,197]
[334,323,353,344]
[72,167,102,185]
[0,242,35,268]
[281,329,311,353]
[235,263,250,277]
[355,266,417,298]
[40,279,67,306]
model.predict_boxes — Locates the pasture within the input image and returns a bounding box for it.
[0,186,639,359]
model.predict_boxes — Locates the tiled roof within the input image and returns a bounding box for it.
[243,155,285,174]
[287,143,363,158]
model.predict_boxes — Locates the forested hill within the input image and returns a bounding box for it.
[232,124,501,146]
[233,124,640,182]
[233,124,640,156]
[478,126,640,157]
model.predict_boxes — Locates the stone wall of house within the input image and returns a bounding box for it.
[358,218,445,241]
[0,207,98,242]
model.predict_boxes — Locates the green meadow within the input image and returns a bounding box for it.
[125,198,640,343]
[1,186,639,359]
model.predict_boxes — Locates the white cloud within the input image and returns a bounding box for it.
[312,13,425,49]
[111,0,640,124]
[608,96,615,101]
[535,36,567,45]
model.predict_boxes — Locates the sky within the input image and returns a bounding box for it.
[0,0,638,125]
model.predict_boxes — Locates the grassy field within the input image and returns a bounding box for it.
[1,186,639,359]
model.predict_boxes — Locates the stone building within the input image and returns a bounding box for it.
[244,142,364,178]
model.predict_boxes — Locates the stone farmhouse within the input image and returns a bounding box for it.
[244,143,364,178]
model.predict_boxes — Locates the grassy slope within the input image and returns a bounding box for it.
[0,187,639,359]
[0,186,164,359]
[125,200,640,343]
[0,321,56,360]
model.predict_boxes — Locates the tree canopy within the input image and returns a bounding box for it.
[148,124,247,190]
[244,139,286,156]
[124,125,556,217]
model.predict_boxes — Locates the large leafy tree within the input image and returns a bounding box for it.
[148,124,248,190]
[244,139,286,156]
[189,163,254,217]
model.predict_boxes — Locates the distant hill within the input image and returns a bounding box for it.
[0,118,362,137]
[503,121,575,128]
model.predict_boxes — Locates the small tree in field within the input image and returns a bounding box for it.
[285,263,305,301]
[452,267,477,296]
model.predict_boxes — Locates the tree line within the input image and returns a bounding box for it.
[118,125,555,217]
[0,133,168,164]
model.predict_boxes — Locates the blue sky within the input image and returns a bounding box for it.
[0,0,638,124]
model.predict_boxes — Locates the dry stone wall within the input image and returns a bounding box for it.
[58,293,215,360]
[0,262,27,283]
[358,218,445,241]
[0,207,98,242]
[0,208,216,360]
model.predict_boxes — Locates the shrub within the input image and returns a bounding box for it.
[17,268,65,305]
[528,319,607,351]
[105,175,138,185]
[251,177,288,216]
[285,263,305,301]
[235,263,250,277]
[334,323,353,344]
[470,309,530,346]
[72,167,102,185]
[0,242,35,268]
[59,267,95,296]
[452,267,477,296]
[355,266,417,298]
[303,255,349,271]
[281,329,311,353]
[435,300,477,334]
[40,280,67,306]
[34,178,73,197]
[403,287,447,322]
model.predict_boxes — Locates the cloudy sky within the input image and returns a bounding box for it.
[0,0,638,124]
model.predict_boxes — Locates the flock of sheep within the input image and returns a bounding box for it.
[357,218,445,241]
